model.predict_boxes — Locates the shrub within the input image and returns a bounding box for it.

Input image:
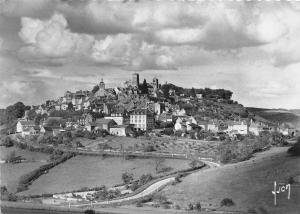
[187,203,194,210]
[175,204,181,210]
[2,137,14,147]
[122,172,134,184]
[84,209,95,214]
[189,159,198,169]
[195,202,201,211]
[221,198,235,207]
[8,193,18,201]
[139,174,153,185]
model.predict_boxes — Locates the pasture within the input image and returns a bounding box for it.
[161,147,300,214]
[21,155,190,196]
[0,146,50,193]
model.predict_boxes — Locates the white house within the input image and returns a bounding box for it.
[109,125,132,136]
[207,122,219,133]
[226,120,248,135]
[16,120,38,137]
[130,109,154,131]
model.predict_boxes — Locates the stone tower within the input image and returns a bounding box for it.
[132,73,139,87]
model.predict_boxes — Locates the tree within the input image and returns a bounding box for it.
[122,172,134,184]
[92,85,99,94]
[140,79,148,94]
[189,159,198,169]
[190,87,196,98]
[67,102,74,111]
[188,203,194,210]
[6,102,28,119]
[1,186,8,194]
[221,198,235,207]
[195,202,202,211]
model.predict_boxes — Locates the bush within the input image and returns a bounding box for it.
[189,160,198,169]
[84,209,95,214]
[195,202,201,211]
[221,198,235,207]
[8,193,18,201]
[287,138,300,156]
[2,137,14,147]
[122,172,134,184]
[187,203,194,210]
[175,204,181,210]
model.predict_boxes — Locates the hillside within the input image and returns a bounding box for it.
[247,107,300,129]
[161,147,300,213]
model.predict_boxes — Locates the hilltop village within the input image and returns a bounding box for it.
[12,73,296,139]
[1,73,299,211]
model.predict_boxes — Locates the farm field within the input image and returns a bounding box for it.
[161,147,300,213]
[21,155,190,196]
[0,146,50,193]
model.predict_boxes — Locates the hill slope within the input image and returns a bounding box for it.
[247,108,300,129]
[161,147,300,213]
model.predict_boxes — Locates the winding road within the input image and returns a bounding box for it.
[70,160,221,208]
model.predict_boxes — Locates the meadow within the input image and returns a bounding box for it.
[0,146,50,193]
[21,155,190,196]
[0,146,49,162]
[161,147,300,213]
[79,136,220,158]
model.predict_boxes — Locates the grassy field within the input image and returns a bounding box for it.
[161,147,300,213]
[21,155,190,196]
[0,146,50,193]
[1,162,46,193]
[0,146,49,161]
[79,136,220,158]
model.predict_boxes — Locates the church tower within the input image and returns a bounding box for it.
[96,78,106,97]
[99,78,105,90]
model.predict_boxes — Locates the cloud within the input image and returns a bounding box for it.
[18,13,94,59]
[0,0,57,18]
[92,34,176,70]
[17,13,175,70]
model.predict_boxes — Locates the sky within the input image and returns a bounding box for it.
[0,0,300,109]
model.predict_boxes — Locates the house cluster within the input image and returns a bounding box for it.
[172,112,296,137]
[16,73,297,139]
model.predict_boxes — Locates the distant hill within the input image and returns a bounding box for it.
[247,107,300,129]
